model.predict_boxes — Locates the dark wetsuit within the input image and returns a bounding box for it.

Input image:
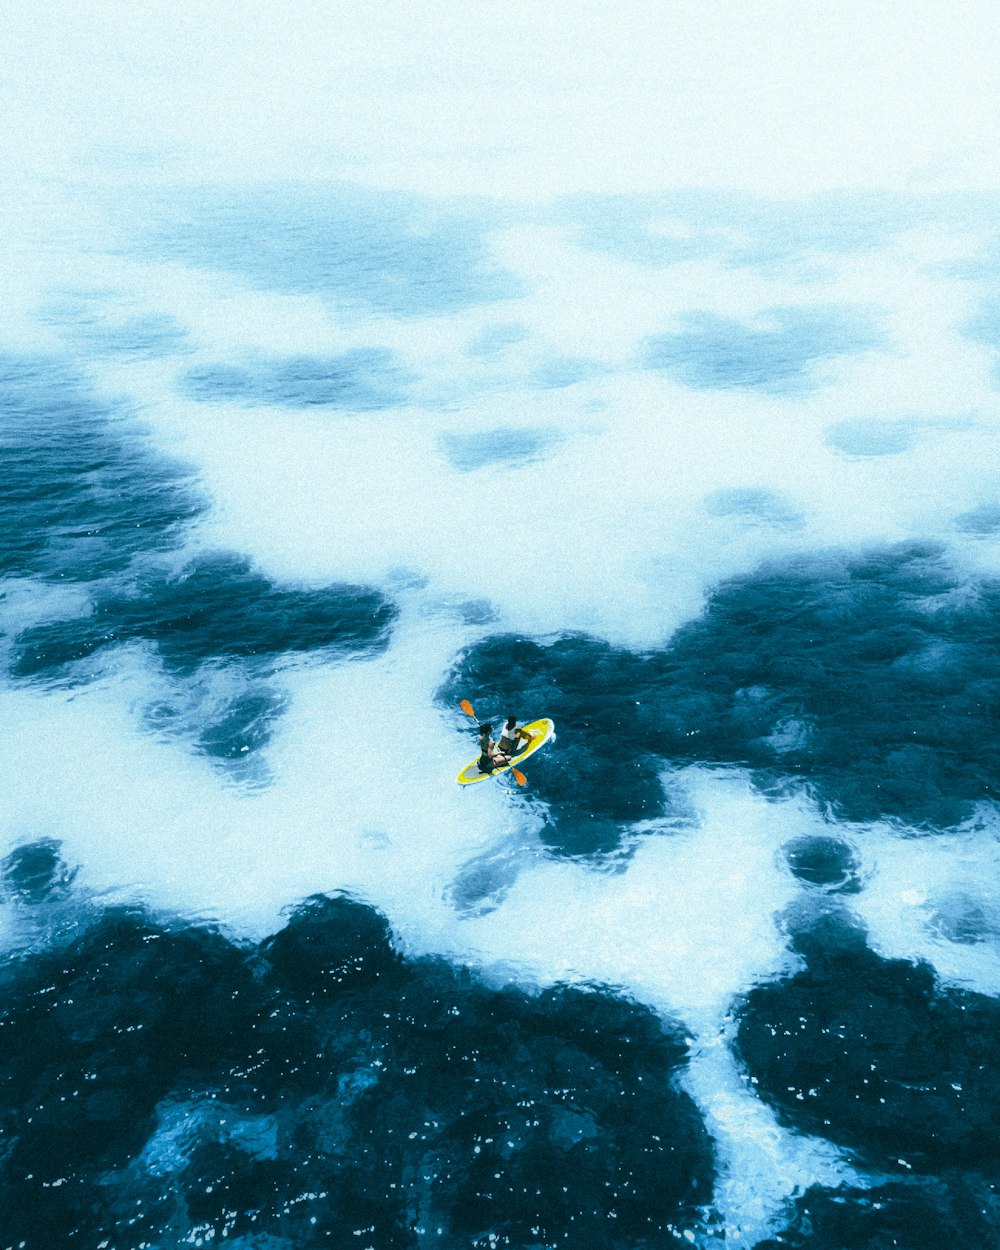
[477,728,498,774]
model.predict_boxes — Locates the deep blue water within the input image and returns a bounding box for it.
[2,182,1000,1249]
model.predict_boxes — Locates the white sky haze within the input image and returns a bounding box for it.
[5,1,1000,197]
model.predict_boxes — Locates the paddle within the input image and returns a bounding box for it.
[460,700,527,786]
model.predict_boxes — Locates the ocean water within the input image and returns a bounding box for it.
[3,170,1000,1250]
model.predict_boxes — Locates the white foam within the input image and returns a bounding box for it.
[854,816,1000,996]
[683,1032,856,1247]
[443,770,804,1019]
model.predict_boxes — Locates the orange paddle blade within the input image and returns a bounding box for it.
[459,699,476,719]
[511,767,527,786]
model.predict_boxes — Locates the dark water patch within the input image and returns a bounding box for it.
[953,501,1000,535]
[466,322,532,361]
[924,890,1000,946]
[443,543,1000,844]
[754,1175,1000,1250]
[557,190,914,271]
[251,922,715,1249]
[782,836,861,893]
[643,305,883,394]
[0,907,260,1114]
[960,292,1000,383]
[0,351,205,583]
[439,426,563,472]
[43,293,192,360]
[450,596,498,626]
[179,348,412,410]
[194,687,290,763]
[529,356,607,389]
[0,838,77,904]
[94,312,190,359]
[0,890,715,1248]
[527,753,670,858]
[112,1129,411,1250]
[140,182,525,318]
[259,894,401,999]
[446,845,530,917]
[734,910,1000,1173]
[660,542,1000,825]
[11,552,397,680]
[143,672,296,786]
[559,194,728,267]
[8,551,396,772]
[419,592,499,628]
[0,908,260,1246]
[826,418,917,457]
[704,487,806,530]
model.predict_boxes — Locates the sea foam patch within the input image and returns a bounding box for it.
[852,819,1000,996]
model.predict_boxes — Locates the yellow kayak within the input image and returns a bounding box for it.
[457,718,555,784]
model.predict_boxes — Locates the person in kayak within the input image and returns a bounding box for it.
[477,723,502,773]
[495,715,531,762]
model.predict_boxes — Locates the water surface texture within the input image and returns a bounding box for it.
[5,8,1000,1247]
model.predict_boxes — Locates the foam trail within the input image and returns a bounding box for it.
[683,1033,855,1248]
